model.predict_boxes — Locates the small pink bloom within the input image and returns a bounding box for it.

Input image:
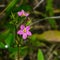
[17,10,29,17]
[17,25,32,39]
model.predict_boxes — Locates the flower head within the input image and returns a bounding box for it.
[17,10,29,17]
[17,25,32,39]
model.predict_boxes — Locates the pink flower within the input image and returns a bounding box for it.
[17,10,29,17]
[17,25,32,39]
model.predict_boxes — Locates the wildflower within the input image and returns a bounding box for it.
[17,10,29,17]
[17,25,32,39]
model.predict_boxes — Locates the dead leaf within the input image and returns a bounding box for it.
[34,30,60,42]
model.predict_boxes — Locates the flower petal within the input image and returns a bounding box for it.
[25,13,29,17]
[27,31,32,36]
[17,30,23,35]
[22,33,27,39]
[26,26,30,30]
[17,11,22,16]
[21,10,25,13]
[21,10,25,16]
[20,25,25,30]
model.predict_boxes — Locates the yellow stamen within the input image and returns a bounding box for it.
[23,28,26,33]
[22,13,25,16]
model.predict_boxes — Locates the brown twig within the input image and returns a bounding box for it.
[30,16,60,26]
[46,44,56,60]
[33,0,44,10]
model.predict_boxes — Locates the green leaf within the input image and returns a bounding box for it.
[26,20,32,26]
[0,42,5,48]
[9,47,18,57]
[5,33,14,47]
[46,0,56,29]
[48,19,56,29]
[9,47,18,52]
[13,5,32,12]
[5,0,19,14]
[31,35,37,41]
[0,30,10,41]
[37,49,44,60]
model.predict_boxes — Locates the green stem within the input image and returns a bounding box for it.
[18,44,20,60]
[12,12,20,60]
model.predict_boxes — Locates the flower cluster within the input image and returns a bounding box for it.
[17,10,32,39]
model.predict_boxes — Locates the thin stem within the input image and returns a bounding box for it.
[18,45,20,60]
[33,0,44,10]
[0,8,6,16]
[30,16,60,26]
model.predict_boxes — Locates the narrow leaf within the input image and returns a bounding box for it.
[37,49,44,60]
[6,0,19,14]
[46,0,56,29]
